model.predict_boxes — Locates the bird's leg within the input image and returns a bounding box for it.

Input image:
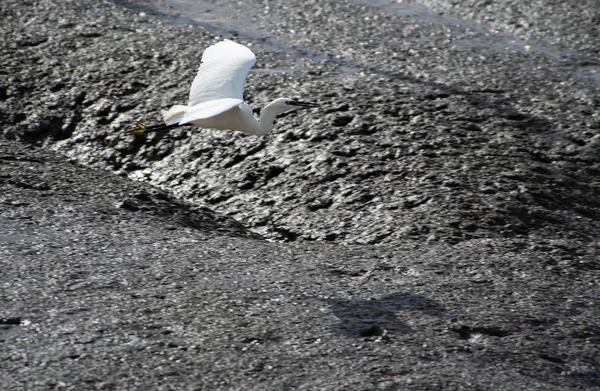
[127,121,180,136]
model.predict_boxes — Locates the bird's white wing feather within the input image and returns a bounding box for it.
[180,98,245,124]
[185,39,256,121]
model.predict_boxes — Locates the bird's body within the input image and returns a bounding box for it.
[188,103,261,134]
[129,39,318,136]
[162,100,288,136]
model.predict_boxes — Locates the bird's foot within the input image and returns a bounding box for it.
[127,121,148,136]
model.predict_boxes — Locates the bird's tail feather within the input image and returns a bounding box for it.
[161,105,188,125]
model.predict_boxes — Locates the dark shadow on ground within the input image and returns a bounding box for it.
[306,292,447,338]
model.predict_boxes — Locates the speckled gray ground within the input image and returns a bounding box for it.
[1,0,599,390]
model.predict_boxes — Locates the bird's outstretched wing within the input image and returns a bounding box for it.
[183,39,256,122]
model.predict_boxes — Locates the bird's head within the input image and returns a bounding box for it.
[278,97,320,109]
[258,97,320,122]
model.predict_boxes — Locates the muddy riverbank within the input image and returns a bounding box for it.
[1,0,599,389]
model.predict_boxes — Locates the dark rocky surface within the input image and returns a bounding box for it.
[1,0,600,389]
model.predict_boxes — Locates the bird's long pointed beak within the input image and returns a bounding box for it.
[290,100,320,108]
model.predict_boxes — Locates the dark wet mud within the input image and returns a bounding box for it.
[4,0,600,244]
[1,0,599,389]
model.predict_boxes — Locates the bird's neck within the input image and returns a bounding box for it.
[256,111,278,135]
[254,101,290,135]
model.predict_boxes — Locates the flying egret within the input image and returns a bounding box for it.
[128,39,319,136]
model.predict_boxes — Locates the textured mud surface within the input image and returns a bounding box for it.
[3,0,600,244]
[1,0,600,390]
[2,136,599,390]
[414,0,600,59]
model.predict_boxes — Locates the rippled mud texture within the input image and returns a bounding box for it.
[1,1,600,389]
[414,0,600,58]
[2,135,600,390]
[2,0,600,245]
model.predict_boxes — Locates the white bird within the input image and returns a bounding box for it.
[128,39,319,136]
